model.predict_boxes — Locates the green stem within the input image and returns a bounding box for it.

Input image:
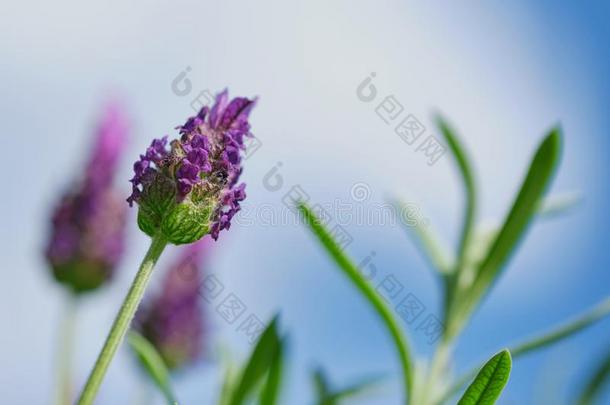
[57,295,77,405]
[77,234,168,405]
[421,338,454,405]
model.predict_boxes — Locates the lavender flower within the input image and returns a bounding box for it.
[135,240,208,370]
[45,102,129,293]
[127,90,256,244]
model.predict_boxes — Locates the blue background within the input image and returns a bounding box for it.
[1,1,609,403]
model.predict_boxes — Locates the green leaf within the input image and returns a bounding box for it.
[536,191,582,220]
[442,298,610,404]
[510,298,610,357]
[451,129,562,335]
[392,198,453,275]
[127,331,177,405]
[330,375,384,402]
[218,367,235,405]
[312,368,384,405]
[259,336,286,405]
[435,115,477,270]
[473,128,561,295]
[313,369,333,404]
[299,203,414,403]
[458,350,512,405]
[228,317,281,405]
[578,347,610,405]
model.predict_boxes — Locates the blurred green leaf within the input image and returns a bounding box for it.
[473,128,561,296]
[392,198,453,274]
[228,317,281,405]
[578,347,610,405]
[127,331,177,405]
[435,115,478,328]
[330,375,384,402]
[442,299,610,404]
[451,129,562,335]
[435,115,477,270]
[299,202,414,403]
[218,371,234,405]
[536,191,582,220]
[313,369,333,404]
[259,336,286,405]
[218,356,238,405]
[312,368,384,405]
[511,298,610,357]
[457,350,512,405]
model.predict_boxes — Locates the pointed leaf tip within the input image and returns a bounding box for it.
[458,349,512,405]
[458,126,564,328]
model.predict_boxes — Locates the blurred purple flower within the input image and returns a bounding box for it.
[128,89,256,243]
[45,102,129,293]
[135,239,209,371]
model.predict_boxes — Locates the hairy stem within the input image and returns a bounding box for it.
[77,234,167,405]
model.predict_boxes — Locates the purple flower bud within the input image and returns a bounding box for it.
[45,102,129,293]
[135,240,209,371]
[128,89,257,244]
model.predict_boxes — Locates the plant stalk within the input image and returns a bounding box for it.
[77,234,167,405]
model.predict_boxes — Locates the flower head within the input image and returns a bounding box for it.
[135,240,208,370]
[45,102,129,293]
[128,90,256,244]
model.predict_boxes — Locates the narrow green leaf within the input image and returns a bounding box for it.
[536,191,582,220]
[435,115,477,270]
[299,203,414,403]
[578,347,610,405]
[392,198,453,274]
[454,129,562,333]
[218,363,237,405]
[436,115,478,329]
[331,374,385,402]
[313,369,333,405]
[228,317,281,405]
[312,368,384,405]
[441,298,610,404]
[313,369,331,398]
[458,350,512,405]
[259,336,286,405]
[511,298,610,357]
[474,128,561,294]
[127,331,177,405]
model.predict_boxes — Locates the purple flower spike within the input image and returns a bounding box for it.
[45,102,129,293]
[135,239,209,371]
[128,90,257,244]
[86,102,129,189]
